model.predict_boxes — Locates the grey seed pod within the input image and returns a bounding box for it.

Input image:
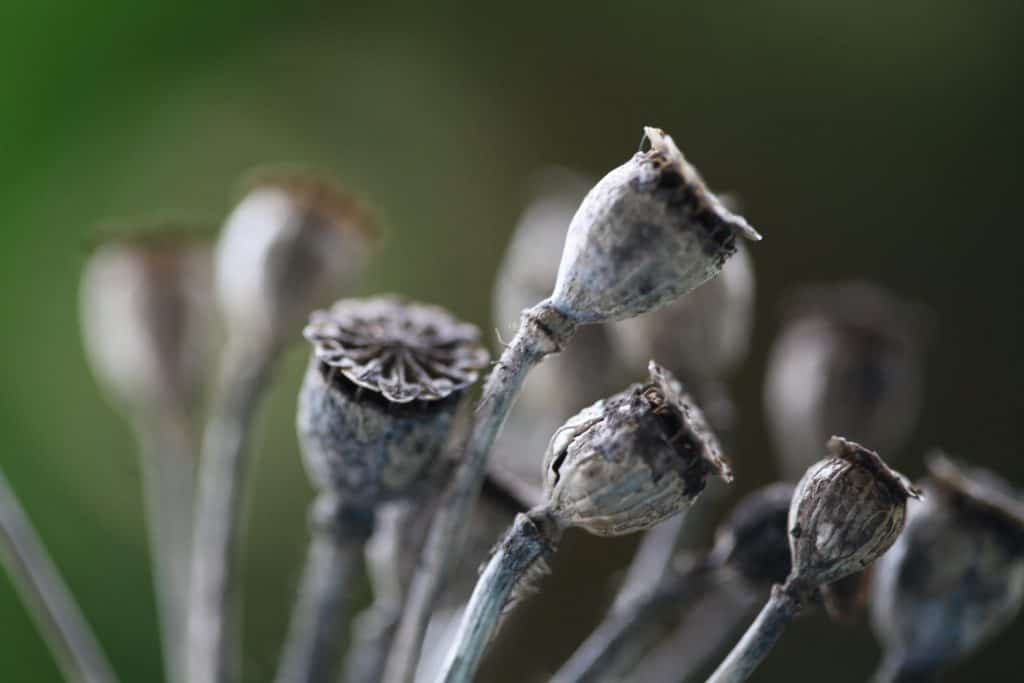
[549,127,760,325]
[710,483,795,589]
[787,437,920,590]
[215,169,376,347]
[610,242,755,385]
[764,281,930,478]
[80,228,214,414]
[542,361,731,536]
[297,297,489,507]
[870,455,1024,679]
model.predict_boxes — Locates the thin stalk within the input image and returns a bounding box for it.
[384,302,575,683]
[437,512,557,683]
[274,501,374,683]
[135,409,197,683]
[609,513,688,612]
[186,338,275,683]
[0,467,118,683]
[705,583,803,683]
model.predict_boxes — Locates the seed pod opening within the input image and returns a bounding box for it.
[787,437,919,590]
[542,362,730,536]
[549,127,759,325]
[297,297,489,507]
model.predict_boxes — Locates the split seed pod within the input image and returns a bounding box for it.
[871,455,1024,679]
[549,127,760,325]
[542,361,731,536]
[297,297,489,508]
[787,437,920,591]
[215,169,376,347]
[80,228,214,414]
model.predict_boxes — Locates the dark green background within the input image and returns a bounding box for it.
[1,1,1021,681]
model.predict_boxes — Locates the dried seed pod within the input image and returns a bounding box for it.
[870,455,1024,679]
[297,297,489,507]
[215,169,376,347]
[610,242,755,385]
[80,227,214,414]
[787,437,920,590]
[549,127,760,325]
[710,482,795,589]
[764,281,929,479]
[542,361,731,536]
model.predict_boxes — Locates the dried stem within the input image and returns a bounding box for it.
[0,467,118,683]
[383,301,575,683]
[274,501,374,683]
[436,512,557,683]
[705,583,803,683]
[186,338,275,683]
[135,409,197,683]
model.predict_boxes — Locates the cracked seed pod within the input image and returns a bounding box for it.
[764,281,929,479]
[709,483,795,589]
[549,127,760,325]
[215,169,376,347]
[787,437,919,590]
[80,227,214,414]
[297,297,489,507]
[610,242,755,385]
[870,454,1024,678]
[541,362,731,536]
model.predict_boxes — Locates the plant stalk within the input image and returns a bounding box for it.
[0,467,118,683]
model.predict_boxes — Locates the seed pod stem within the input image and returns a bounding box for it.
[186,338,276,683]
[705,582,804,683]
[274,499,374,683]
[385,301,575,683]
[436,511,560,683]
[0,468,118,683]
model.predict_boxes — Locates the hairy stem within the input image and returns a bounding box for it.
[275,500,374,683]
[186,339,275,683]
[0,467,118,683]
[705,583,803,683]
[383,301,575,683]
[437,512,557,683]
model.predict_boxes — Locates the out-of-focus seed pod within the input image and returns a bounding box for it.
[710,483,795,589]
[763,281,929,479]
[215,169,376,348]
[542,362,731,536]
[81,228,214,415]
[549,127,760,325]
[870,455,1024,681]
[297,296,489,507]
[788,437,920,590]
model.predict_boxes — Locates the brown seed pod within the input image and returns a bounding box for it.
[787,437,920,590]
[542,362,731,536]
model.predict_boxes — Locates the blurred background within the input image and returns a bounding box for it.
[1,1,1022,681]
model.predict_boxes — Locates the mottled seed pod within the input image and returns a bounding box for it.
[548,127,760,325]
[787,437,920,591]
[764,281,929,479]
[871,455,1024,678]
[610,242,755,385]
[80,227,214,414]
[541,362,731,536]
[297,297,489,507]
[709,483,795,589]
[215,169,376,347]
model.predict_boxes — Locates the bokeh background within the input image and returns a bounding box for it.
[1,1,1022,681]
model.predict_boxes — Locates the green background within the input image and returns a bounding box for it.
[1,1,1021,681]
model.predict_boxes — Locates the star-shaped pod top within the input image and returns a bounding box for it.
[304,296,490,404]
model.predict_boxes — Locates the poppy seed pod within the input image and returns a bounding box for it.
[80,229,213,414]
[297,297,489,508]
[542,362,731,536]
[549,127,760,325]
[787,437,920,591]
[215,170,376,347]
[764,281,929,478]
[870,455,1024,679]
[710,483,795,589]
